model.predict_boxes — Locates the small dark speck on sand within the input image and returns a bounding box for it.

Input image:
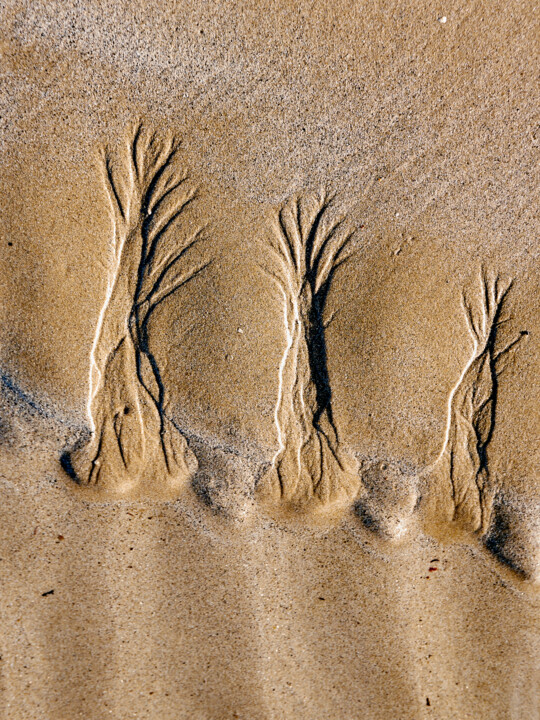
[41,589,55,597]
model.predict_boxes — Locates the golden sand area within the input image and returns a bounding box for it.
[0,2,538,718]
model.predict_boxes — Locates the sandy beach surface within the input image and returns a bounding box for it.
[0,1,539,718]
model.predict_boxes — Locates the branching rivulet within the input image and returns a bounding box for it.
[259,191,360,510]
[433,270,527,533]
[63,124,209,497]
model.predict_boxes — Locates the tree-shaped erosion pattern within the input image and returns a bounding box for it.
[432,270,527,534]
[63,124,208,498]
[259,192,360,511]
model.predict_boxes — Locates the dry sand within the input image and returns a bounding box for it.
[0,1,539,718]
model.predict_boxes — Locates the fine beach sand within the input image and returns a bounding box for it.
[0,1,539,718]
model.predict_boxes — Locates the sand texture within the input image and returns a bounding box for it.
[0,1,539,718]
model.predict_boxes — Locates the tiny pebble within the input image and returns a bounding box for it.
[438,16,447,23]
